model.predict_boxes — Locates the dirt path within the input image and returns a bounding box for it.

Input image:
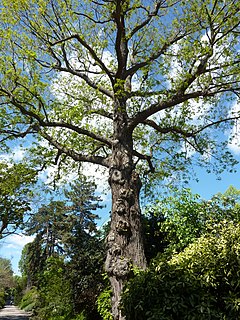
[0,305,31,319]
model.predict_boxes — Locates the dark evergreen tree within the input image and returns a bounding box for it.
[21,175,105,318]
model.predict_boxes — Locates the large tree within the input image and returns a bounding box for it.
[0,1,239,318]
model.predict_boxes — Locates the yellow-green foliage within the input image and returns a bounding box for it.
[20,287,39,312]
[122,221,240,320]
[97,288,113,320]
[0,290,5,309]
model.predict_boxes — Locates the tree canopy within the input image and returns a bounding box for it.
[0,257,14,308]
[0,0,239,179]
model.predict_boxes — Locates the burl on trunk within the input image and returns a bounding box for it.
[105,134,146,320]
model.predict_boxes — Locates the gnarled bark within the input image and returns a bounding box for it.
[105,111,146,319]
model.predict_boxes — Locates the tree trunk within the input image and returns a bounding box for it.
[105,108,147,320]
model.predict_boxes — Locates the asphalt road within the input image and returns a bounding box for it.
[0,306,31,320]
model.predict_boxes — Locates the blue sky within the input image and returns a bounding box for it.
[189,162,240,199]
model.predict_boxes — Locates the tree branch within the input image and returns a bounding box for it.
[90,108,113,119]
[39,128,110,168]
[193,115,240,135]
[50,34,114,82]
[72,11,112,24]
[125,32,187,79]
[133,149,155,173]
[41,121,113,147]
[204,59,240,73]
[3,93,113,148]
[0,126,36,142]
[128,90,210,131]
[53,64,114,99]
[128,42,219,130]
[114,0,128,79]
[141,119,194,137]
[127,2,161,38]
[46,42,114,99]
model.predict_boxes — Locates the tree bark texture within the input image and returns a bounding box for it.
[105,104,147,320]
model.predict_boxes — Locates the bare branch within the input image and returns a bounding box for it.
[90,108,113,119]
[128,41,220,130]
[53,64,114,99]
[139,114,240,154]
[127,1,163,39]
[128,90,208,131]
[72,11,112,24]
[193,115,240,135]
[205,59,240,73]
[41,121,113,147]
[0,126,36,142]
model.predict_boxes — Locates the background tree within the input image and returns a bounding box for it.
[0,162,36,238]
[142,208,167,263]
[20,176,105,319]
[36,256,75,320]
[0,1,239,318]
[0,257,14,290]
[62,176,105,319]
[13,274,29,307]
[26,201,67,258]
[154,186,240,253]
[0,257,14,307]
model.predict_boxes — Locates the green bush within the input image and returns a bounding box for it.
[0,290,5,309]
[20,287,38,311]
[122,221,240,320]
[72,312,87,320]
[35,257,74,320]
[97,288,113,320]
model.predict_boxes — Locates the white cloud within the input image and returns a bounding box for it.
[227,100,240,154]
[6,234,34,248]
[12,147,25,161]
[81,163,109,194]
[181,142,196,158]
[0,145,26,162]
[4,243,16,249]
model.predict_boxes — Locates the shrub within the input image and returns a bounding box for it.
[97,288,113,320]
[0,290,5,309]
[36,257,74,320]
[20,287,39,312]
[122,221,240,320]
